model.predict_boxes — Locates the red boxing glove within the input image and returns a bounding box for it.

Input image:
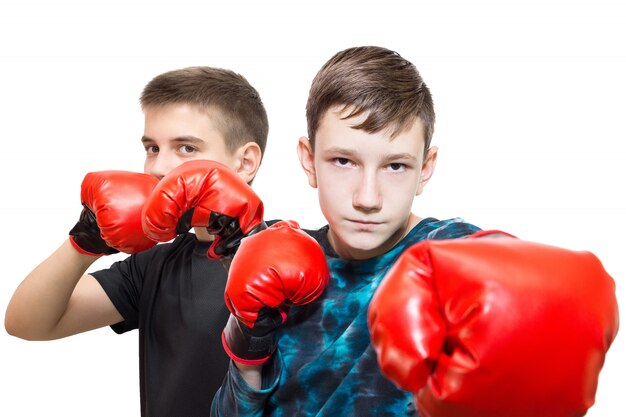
[69,171,159,255]
[222,220,330,365]
[368,231,619,417]
[141,160,265,258]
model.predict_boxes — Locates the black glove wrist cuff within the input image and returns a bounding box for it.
[222,314,276,365]
[69,206,118,255]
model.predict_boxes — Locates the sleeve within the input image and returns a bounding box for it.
[90,249,152,333]
[211,353,282,417]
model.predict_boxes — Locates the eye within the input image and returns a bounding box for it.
[178,144,197,154]
[145,145,159,155]
[386,163,407,172]
[333,157,353,167]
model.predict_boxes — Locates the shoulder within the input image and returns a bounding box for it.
[301,224,329,242]
[302,225,337,257]
[126,232,199,262]
[411,217,482,241]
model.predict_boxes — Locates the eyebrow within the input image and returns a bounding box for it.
[141,135,205,144]
[324,147,418,163]
[322,147,358,158]
[381,153,419,164]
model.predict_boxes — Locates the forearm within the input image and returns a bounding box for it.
[211,357,280,417]
[5,239,99,340]
[234,362,263,390]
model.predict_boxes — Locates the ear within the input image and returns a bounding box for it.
[297,136,318,188]
[233,141,262,184]
[416,146,438,196]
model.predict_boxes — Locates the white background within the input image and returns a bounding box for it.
[1,0,624,415]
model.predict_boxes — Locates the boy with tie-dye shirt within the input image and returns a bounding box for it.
[211,46,480,416]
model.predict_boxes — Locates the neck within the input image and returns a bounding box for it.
[193,227,215,242]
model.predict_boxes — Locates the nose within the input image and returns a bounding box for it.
[145,153,175,180]
[353,169,382,212]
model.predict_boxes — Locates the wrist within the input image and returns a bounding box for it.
[233,361,264,390]
[222,314,276,366]
[66,237,105,261]
[68,236,106,257]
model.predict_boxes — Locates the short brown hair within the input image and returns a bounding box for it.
[306,46,435,152]
[141,66,268,156]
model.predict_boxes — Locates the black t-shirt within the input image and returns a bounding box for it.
[92,233,230,417]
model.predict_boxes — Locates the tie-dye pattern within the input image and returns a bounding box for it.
[211,217,480,417]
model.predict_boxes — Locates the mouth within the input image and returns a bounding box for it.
[347,219,381,230]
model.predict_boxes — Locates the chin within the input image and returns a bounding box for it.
[331,226,392,258]
[343,236,388,258]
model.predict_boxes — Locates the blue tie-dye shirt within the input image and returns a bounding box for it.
[211,217,480,417]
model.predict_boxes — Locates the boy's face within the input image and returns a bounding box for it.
[142,103,239,179]
[298,107,437,260]
[142,103,261,241]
